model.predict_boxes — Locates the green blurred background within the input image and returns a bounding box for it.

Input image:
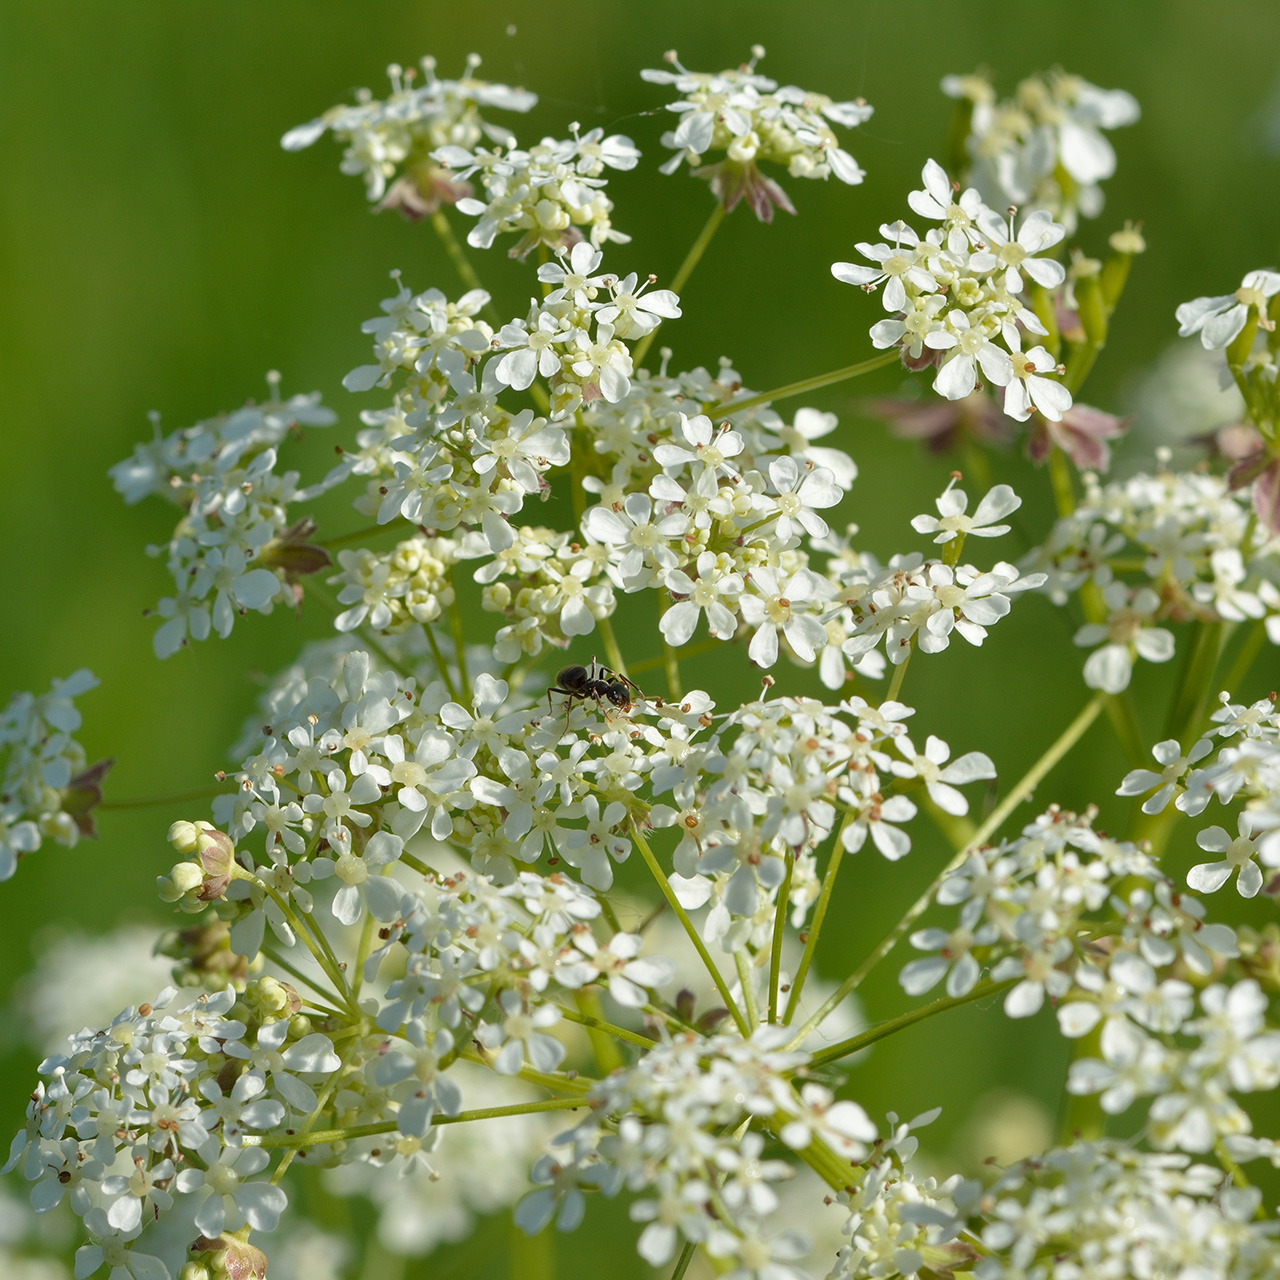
[2,0,1280,1272]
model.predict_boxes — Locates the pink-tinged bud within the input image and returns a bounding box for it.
[190,1234,268,1280]
[691,159,796,223]
[1251,458,1280,536]
[257,517,331,580]
[61,758,113,837]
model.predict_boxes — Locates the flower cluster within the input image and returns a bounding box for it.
[18,33,1280,1280]
[1023,467,1280,691]
[436,126,640,258]
[826,1114,977,1280]
[3,984,333,1280]
[941,68,1139,231]
[0,670,106,881]
[330,532,460,633]
[1121,692,1280,897]
[907,804,1234,1018]
[834,159,1073,422]
[968,1142,1279,1280]
[1175,266,1280,528]
[111,377,341,657]
[522,1029,877,1272]
[824,478,1044,673]
[282,54,536,217]
[642,47,872,219]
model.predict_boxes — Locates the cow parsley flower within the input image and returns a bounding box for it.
[1176,269,1280,351]
[282,54,536,216]
[643,47,872,220]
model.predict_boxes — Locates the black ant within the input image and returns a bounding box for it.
[546,660,644,722]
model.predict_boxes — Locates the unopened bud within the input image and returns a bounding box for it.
[245,975,301,1023]
[169,819,215,856]
[159,861,205,903]
[178,1264,211,1280]
[192,829,235,895]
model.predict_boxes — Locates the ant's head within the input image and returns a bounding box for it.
[603,683,632,711]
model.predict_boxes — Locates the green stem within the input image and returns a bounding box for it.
[1220,619,1267,699]
[783,822,849,1025]
[270,1039,361,1182]
[400,850,433,877]
[248,1097,590,1150]
[304,578,416,683]
[786,692,1107,1048]
[807,978,1017,1068]
[597,614,629,680]
[1104,690,1147,769]
[658,591,684,698]
[459,1047,597,1096]
[100,784,231,811]
[422,623,460,699]
[629,637,723,675]
[510,1208,555,1280]
[768,851,795,1023]
[429,208,504,327]
[670,1242,698,1280]
[1057,1024,1105,1143]
[1163,620,1224,747]
[318,523,396,550]
[734,950,760,1026]
[884,646,913,704]
[351,900,377,1000]
[240,868,357,1012]
[261,945,346,1010]
[1047,446,1075,517]
[448,583,471,701]
[561,997,651,1057]
[631,821,749,1034]
[632,202,726,368]
[704,350,900,418]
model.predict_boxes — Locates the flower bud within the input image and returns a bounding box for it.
[169,819,215,855]
[244,975,301,1023]
[178,1264,211,1280]
[158,860,205,903]
[287,1013,314,1040]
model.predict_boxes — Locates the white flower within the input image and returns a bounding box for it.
[175,1144,288,1237]
[652,413,746,478]
[584,492,685,584]
[892,734,996,816]
[662,553,744,646]
[594,272,682,338]
[1116,737,1212,814]
[1188,815,1264,898]
[927,311,1014,400]
[767,456,843,541]
[1002,333,1072,423]
[1074,582,1174,693]
[911,479,1020,544]
[475,989,566,1074]
[1176,269,1280,350]
[739,567,828,667]
[313,830,409,925]
[972,207,1067,293]
[907,158,986,251]
[831,221,936,312]
[899,919,999,998]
